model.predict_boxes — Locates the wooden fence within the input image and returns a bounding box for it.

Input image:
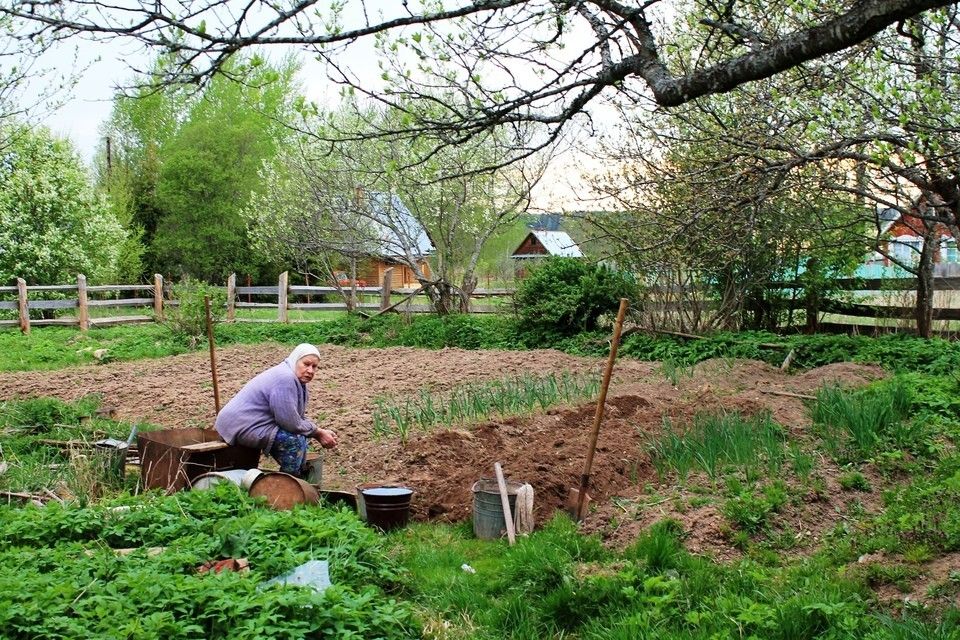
[2,269,513,334]
[6,271,960,335]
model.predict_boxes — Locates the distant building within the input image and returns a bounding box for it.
[858,205,959,278]
[511,230,584,260]
[354,191,434,288]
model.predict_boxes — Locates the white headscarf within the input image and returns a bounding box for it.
[285,343,321,369]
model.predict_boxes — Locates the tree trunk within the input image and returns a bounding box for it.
[916,223,936,338]
[458,274,477,313]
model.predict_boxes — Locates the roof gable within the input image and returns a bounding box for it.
[512,230,583,258]
[364,191,435,259]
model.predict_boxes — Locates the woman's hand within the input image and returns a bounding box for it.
[314,427,338,449]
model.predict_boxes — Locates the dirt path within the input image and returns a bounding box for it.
[0,345,886,554]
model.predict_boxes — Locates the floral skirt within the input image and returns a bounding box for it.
[268,429,308,476]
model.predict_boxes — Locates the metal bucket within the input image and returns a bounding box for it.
[359,486,413,532]
[248,472,320,510]
[305,453,323,487]
[190,469,250,490]
[472,478,521,540]
[93,440,128,485]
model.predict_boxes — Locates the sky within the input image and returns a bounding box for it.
[29,22,603,212]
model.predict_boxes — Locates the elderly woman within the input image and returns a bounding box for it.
[215,343,337,476]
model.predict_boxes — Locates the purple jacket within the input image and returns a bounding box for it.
[215,362,316,452]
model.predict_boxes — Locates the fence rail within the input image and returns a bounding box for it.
[8,270,960,335]
[3,268,511,333]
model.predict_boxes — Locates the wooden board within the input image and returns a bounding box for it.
[179,440,230,452]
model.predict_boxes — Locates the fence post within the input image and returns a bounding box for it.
[77,274,89,331]
[380,267,394,311]
[278,271,289,323]
[226,273,236,322]
[153,274,164,321]
[16,277,29,335]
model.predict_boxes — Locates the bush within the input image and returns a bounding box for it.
[513,258,637,337]
[163,277,227,348]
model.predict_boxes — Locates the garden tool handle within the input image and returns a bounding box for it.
[576,297,629,518]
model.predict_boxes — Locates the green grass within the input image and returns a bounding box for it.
[809,379,913,462]
[388,516,955,639]
[647,411,787,481]
[0,396,154,499]
[371,372,601,441]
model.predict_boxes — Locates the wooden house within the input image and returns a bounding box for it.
[865,206,958,271]
[511,229,584,278]
[353,191,434,289]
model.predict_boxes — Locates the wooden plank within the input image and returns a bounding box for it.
[180,440,229,452]
[27,284,79,292]
[822,300,911,319]
[87,298,154,307]
[288,285,382,295]
[32,317,87,326]
[235,286,280,295]
[0,286,18,292]
[89,316,153,327]
[87,284,156,292]
[235,302,278,309]
[0,301,17,310]
[287,302,351,310]
[28,299,79,310]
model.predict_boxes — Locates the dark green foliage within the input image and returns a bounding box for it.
[0,487,418,639]
[513,258,637,336]
[163,277,228,347]
[839,471,872,492]
[722,481,788,534]
[6,317,960,380]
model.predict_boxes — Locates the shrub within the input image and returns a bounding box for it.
[163,277,227,348]
[513,258,637,337]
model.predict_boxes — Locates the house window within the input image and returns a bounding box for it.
[891,238,919,263]
[945,240,958,263]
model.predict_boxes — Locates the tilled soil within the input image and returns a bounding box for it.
[0,344,886,555]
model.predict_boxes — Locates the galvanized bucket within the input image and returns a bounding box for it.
[472,478,521,540]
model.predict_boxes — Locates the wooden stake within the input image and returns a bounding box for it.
[76,274,89,331]
[494,462,516,546]
[16,277,29,334]
[575,298,629,520]
[204,295,221,414]
[226,273,236,322]
[153,274,164,321]
[277,271,289,323]
[380,267,394,311]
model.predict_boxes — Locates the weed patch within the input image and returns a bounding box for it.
[371,371,600,440]
[647,411,786,481]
